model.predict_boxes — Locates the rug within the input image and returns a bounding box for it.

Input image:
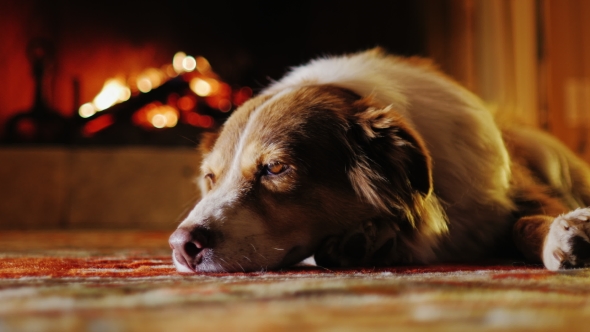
[1,231,590,331]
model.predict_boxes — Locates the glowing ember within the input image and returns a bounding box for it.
[136,68,163,93]
[196,56,211,73]
[151,114,167,128]
[190,78,211,96]
[182,56,197,72]
[137,77,152,93]
[143,104,179,128]
[78,50,251,133]
[82,114,115,137]
[177,95,196,111]
[79,102,96,118]
[173,52,187,73]
[190,78,219,97]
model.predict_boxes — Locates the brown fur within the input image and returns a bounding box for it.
[504,128,590,264]
[172,53,590,272]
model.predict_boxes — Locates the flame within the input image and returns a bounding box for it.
[137,68,164,93]
[137,77,152,93]
[136,102,178,128]
[92,78,130,111]
[190,78,219,97]
[82,114,115,137]
[79,102,96,118]
[173,52,187,73]
[173,52,210,74]
[177,95,196,111]
[79,51,247,130]
[190,78,211,96]
[151,114,167,128]
[182,56,197,72]
[196,56,211,73]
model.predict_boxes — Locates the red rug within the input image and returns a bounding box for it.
[1,231,589,331]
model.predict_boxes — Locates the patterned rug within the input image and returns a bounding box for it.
[1,231,590,331]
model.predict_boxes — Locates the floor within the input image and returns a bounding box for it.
[1,231,590,331]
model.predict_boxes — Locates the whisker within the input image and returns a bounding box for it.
[215,261,227,273]
[236,261,245,272]
[242,255,252,262]
[219,258,231,270]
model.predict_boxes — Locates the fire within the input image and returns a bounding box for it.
[190,78,219,97]
[78,50,253,134]
[132,102,179,129]
[196,56,211,73]
[93,78,130,111]
[182,56,197,72]
[79,78,130,118]
[79,102,96,118]
[173,52,187,73]
[190,78,211,96]
[148,104,178,128]
[136,68,164,93]
[81,114,115,137]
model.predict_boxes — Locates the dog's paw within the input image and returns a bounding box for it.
[543,208,590,270]
[315,219,398,268]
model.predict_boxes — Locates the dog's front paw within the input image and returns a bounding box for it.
[543,208,590,270]
[315,219,398,268]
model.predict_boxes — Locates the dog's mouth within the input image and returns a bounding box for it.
[171,244,313,273]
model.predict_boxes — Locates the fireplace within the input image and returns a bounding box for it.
[0,0,426,146]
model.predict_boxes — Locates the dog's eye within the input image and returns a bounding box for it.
[205,173,215,184]
[265,162,288,175]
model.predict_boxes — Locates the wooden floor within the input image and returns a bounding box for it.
[1,231,590,331]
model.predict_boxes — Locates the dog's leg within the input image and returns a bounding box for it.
[514,208,590,270]
[314,219,400,267]
[513,215,554,262]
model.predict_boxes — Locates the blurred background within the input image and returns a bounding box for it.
[1,0,589,230]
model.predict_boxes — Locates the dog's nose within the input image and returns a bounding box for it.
[169,227,210,271]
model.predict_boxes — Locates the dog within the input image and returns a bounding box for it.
[169,48,590,273]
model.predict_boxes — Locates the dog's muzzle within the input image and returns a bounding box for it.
[169,226,213,272]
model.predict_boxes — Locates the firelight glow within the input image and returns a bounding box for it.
[151,114,167,128]
[93,79,131,111]
[196,56,211,73]
[137,77,153,93]
[182,56,197,72]
[78,102,96,118]
[147,104,179,128]
[190,78,212,96]
[173,52,187,73]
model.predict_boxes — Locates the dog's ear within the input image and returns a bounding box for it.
[347,102,432,221]
[198,131,220,156]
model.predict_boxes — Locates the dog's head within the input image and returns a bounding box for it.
[169,85,432,272]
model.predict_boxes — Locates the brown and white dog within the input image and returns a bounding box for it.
[169,48,590,273]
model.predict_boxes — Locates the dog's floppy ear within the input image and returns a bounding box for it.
[198,131,220,156]
[346,102,432,222]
